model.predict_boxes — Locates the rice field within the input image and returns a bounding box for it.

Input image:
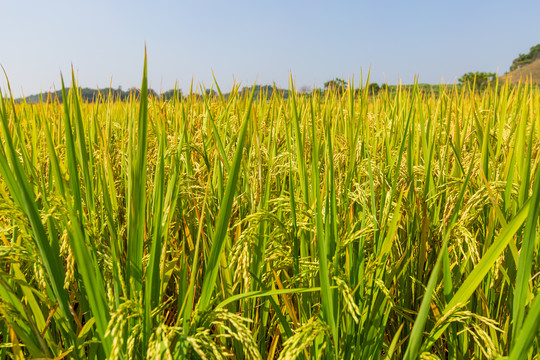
[0,55,539,359]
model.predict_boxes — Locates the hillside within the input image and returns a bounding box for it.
[500,58,540,85]
[499,43,540,85]
[509,44,540,71]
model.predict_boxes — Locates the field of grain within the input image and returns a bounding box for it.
[0,56,539,359]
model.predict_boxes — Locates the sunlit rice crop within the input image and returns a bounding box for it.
[0,55,539,359]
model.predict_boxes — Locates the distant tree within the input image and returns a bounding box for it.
[260,85,276,99]
[368,83,380,94]
[458,72,496,90]
[162,89,183,101]
[324,78,346,93]
[237,85,284,100]
[205,89,217,98]
[310,88,323,97]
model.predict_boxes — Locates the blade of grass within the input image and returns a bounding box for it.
[512,164,540,342]
[509,293,540,360]
[126,49,149,294]
[0,83,75,340]
[198,85,256,311]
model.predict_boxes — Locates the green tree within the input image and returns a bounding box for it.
[205,89,217,98]
[324,78,346,93]
[458,72,496,90]
[368,82,380,94]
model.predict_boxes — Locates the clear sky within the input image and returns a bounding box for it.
[1,0,539,97]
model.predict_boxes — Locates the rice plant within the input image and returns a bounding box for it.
[0,55,539,359]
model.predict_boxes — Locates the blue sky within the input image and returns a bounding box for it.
[1,0,539,96]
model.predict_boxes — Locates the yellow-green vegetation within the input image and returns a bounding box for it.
[501,44,540,85]
[0,55,539,359]
[501,58,540,85]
